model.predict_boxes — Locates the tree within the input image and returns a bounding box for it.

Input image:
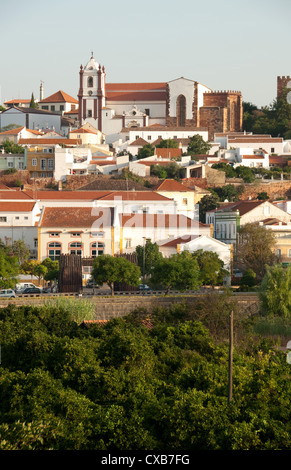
[259,264,291,318]
[156,139,178,149]
[33,263,48,286]
[136,239,162,276]
[187,135,211,156]
[198,193,220,223]
[137,144,154,160]
[257,192,269,200]
[0,247,19,288]
[92,255,141,295]
[235,223,277,280]
[151,251,200,293]
[211,162,237,178]
[191,249,228,286]
[10,240,30,264]
[41,258,59,282]
[1,139,24,154]
[29,93,38,109]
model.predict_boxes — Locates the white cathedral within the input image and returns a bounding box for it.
[77,54,243,145]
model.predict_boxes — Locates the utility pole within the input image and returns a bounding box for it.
[228,310,233,404]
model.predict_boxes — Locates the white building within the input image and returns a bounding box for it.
[0,106,62,134]
[0,201,41,258]
[159,234,232,273]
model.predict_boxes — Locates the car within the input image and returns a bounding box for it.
[138,284,151,291]
[22,287,42,294]
[0,289,16,298]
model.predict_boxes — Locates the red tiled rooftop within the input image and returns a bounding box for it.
[39,90,78,104]
[0,202,36,212]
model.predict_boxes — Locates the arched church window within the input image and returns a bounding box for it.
[177,95,186,127]
[88,76,93,87]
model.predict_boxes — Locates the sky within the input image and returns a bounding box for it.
[1,0,291,108]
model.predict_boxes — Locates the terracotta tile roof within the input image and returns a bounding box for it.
[121,213,200,229]
[70,127,98,134]
[138,161,172,166]
[128,138,149,146]
[23,190,111,200]
[106,83,167,101]
[77,179,151,191]
[0,190,34,200]
[155,148,182,158]
[39,206,114,228]
[242,155,265,159]
[0,126,24,135]
[106,91,167,101]
[89,160,117,166]
[39,90,78,104]
[261,218,287,225]
[18,138,81,146]
[153,179,193,192]
[211,200,264,216]
[98,190,171,201]
[4,99,31,105]
[0,202,36,212]
[228,137,283,143]
[160,234,200,247]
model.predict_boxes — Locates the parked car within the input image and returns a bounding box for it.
[138,284,151,291]
[22,287,42,294]
[0,289,16,298]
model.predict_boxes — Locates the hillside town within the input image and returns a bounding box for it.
[0,55,291,293]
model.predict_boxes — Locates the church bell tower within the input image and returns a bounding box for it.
[78,53,106,131]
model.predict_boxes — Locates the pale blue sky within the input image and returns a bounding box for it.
[1,0,291,107]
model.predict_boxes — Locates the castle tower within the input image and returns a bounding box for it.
[277,76,291,100]
[78,54,106,130]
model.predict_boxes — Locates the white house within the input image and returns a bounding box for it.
[0,106,62,134]
[0,201,41,258]
[158,234,232,273]
[206,200,291,244]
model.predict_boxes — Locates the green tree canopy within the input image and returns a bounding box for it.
[0,247,19,288]
[198,193,220,223]
[192,249,228,285]
[156,138,178,148]
[135,239,163,276]
[259,264,291,318]
[236,223,277,280]
[92,255,141,295]
[137,144,154,160]
[151,251,200,293]
[187,135,211,155]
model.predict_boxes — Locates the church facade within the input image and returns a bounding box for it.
[78,55,243,144]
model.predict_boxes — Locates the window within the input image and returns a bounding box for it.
[135,135,140,140]
[69,242,82,256]
[48,242,61,260]
[71,232,81,237]
[88,76,93,87]
[60,105,64,111]
[147,136,151,140]
[51,105,55,111]
[0,217,7,222]
[34,239,38,248]
[145,108,150,116]
[18,162,24,169]
[48,159,54,170]
[7,162,13,168]
[275,249,281,257]
[32,159,37,166]
[41,159,46,170]
[125,239,132,249]
[91,242,104,257]
[91,231,104,237]
[49,232,60,237]
[88,110,92,117]
[177,95,186,127]
[264,206,270,216]
[183,198,188,205]
[271,147,275,153]
[15,216,19,220]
